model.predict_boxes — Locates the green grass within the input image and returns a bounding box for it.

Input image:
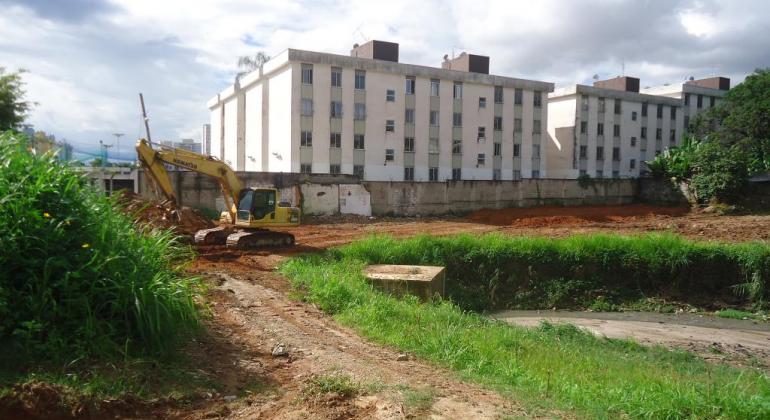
[302,373,362,399]
[716,309,764,320]
[281,236,770,419]
[335,233,770,310]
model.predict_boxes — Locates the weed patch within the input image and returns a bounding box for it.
[302,374,362,400]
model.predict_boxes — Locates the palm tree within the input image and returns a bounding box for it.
[236,52,270,81]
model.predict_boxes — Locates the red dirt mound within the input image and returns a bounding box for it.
[118,192,215,235]
[467,204,690,227]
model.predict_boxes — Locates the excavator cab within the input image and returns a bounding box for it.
[237,189,276,222]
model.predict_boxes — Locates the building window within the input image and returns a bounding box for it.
[430,110,439,126]
[697,94,703,108]
[670,129,676,142]
[657,104,663,118]
[534,91,542,108]
[532,170,540,179]
[386,89,396,102]
[580,121,587,134]
[631,136,637,147]
[579,145,587,158]
[453,82,463,99]
[596,146,604,160]
[300,163,312,173]
[513,170,522,180]
[670,107,677,120]
[532,144,540,158]
[452,139,462,154]
[405,108,415,124]
[354,103,366,120]
[684,93,690,106]
[596,170,603,178]
[430,79,440,96]
[709,96,716,107]
[598,97,606,113]
[514,88,523,105]
[300,131,312,147]
[513,143,521,157]
[330,164,341,174]
[630,159,636,169]
[514,118,522,133]
[494,86,503,103]
[301,64,313,84]
[405,76,415,95]
[330,132,341,148]
[684,116,690,132]
[331,67,342,87]
[385,148,395,161]
[612,170,620,178]
[477,126,486,142]
[613,124,620,137]
[641,127,647,139]
[479,97,487,108]
[642,102,648,117]
[581,95,589,110]
[597,123,604,136]
[354,70,366,90]
[404,167,414,181]
[493,169,501,180]
[404,137,415,152]
[429,167,438,181]
[632,111,637,121]
[330,101,343,118]
[429,138,439,153]
[494,142,502,156]
[494,116,503,131]
[353,165,364,178]
[533,119,541,134]
[452,168,462,180]
[453,112,462,127]
[656,128,662,140]
[477,153,485,166]
[579,169,587,176]
[385,120,395,132]
[301,98,313,116]
[354,134,365,149]
[614,99,621,115]
[612,147,621,161]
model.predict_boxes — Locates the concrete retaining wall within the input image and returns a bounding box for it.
[364,179,637,216]
[637,178,692,206]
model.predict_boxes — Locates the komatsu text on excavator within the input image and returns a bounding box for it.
[135,138,300,248]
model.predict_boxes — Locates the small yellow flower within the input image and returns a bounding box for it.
[64,220,71,225]
[43,212,51,218]
[81,243,90,249]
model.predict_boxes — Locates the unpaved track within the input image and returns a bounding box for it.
[180,256,545,419]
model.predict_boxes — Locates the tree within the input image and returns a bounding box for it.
[0,67,33,131]
[236,52,270,81]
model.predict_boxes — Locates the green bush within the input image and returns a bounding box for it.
[690,141,749,203]
[0,132,202,360]
[334,233,770,310]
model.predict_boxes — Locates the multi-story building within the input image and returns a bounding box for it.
[641,77,730,133]
[201,123,211,155]
[547,76,686,179]
[207,40,554,181]
[161,138,202,154]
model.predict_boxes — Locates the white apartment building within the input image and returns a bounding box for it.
[548,76,690,179]
[201,124,211,155]
[641,76,730,132]
[207,40,554,181]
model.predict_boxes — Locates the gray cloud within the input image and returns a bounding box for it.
[1,0,118,22]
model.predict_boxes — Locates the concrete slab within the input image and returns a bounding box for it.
[364,264,445,301]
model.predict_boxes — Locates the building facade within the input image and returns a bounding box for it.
[207,41,554,181]
[201,123,211,155]
[546,75,729,179]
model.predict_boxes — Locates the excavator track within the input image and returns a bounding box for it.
[225,229,295,249]
[194,226,235,245]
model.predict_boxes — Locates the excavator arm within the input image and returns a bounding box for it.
[135,138,243,222]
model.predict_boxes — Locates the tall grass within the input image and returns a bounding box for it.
[0,132,202,360]
[336,233,770,310]
[282,244,770,418]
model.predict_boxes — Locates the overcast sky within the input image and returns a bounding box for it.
[1,0,768,159]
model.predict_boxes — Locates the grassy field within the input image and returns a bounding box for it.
[282,234,770,419]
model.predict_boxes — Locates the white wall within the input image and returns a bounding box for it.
[209,106,222,160]
[268,66,293,172]
[223,98,238,167]
[244,83,263,171]
[546,95,577,178]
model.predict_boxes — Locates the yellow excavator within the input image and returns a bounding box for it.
[135,138,300,248]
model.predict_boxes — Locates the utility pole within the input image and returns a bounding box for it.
[139,93,152,142]
[99,140,112,167]
[112,132,124,160]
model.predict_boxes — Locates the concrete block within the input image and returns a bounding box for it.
[364,264,445,301]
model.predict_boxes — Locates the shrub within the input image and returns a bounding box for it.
[0,132,202,361]
[690,141,749,203]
